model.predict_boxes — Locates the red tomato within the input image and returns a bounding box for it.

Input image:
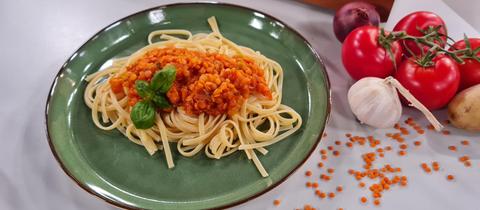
[449,38,480,91]
[393,11,447,57]
[394,55,460,110]
[342,26,403,80]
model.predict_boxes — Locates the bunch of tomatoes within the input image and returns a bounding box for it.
[337,9,480,110]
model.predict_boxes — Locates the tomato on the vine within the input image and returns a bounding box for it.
[394,54,460,110]
[449,38,480,91]
[393,11,447,57]
[342,25,403,80]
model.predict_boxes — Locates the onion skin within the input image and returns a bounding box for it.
[333,1,380,42]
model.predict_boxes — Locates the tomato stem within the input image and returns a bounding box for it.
[379,27,478,66]
[378,28,398,69]
[454,34,480,62]
[386,28,467,65]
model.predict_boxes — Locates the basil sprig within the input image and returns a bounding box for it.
[130,65,176,129]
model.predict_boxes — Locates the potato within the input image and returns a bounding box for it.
[448,84,480,131]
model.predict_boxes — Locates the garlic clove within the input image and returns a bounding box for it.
[348,77,402,128]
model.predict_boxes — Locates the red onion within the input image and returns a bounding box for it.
[333,2,380,42]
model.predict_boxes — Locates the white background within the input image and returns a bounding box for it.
[1,0,479,209]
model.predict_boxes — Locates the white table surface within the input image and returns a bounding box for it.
[1,0,479,209]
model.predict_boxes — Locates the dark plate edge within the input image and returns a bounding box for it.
[44,2,332,210]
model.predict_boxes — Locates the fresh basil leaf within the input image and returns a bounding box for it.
[135,80,153,100]
[130,101,156,129]
[152,94,171,109]
[150,64,176,93]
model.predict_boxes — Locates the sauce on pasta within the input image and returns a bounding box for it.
[110,47,272,116]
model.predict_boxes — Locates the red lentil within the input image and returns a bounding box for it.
[328,192,336,198]
[319,192,326,198]
[336,186,343,192]
[303,204,315,210]
[394,123,400,129]
[459,156,470,162]
[333,151,340,156]
[348,169,355,175]
[346,142,353,148]
[273,199,281,206]
[432,162,440,171]
[359,182,365,188]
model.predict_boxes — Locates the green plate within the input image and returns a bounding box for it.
[46,2,330,209]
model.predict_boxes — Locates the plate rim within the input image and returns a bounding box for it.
[44,2,332,209]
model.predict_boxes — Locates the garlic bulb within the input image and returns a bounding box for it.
[347,76,443,131]
[348,77,402,128]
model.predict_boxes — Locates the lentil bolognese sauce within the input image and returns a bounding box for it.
[110,47,273,116]
[84,17,302,177]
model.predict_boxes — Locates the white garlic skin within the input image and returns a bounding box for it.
[347,77,402,128]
